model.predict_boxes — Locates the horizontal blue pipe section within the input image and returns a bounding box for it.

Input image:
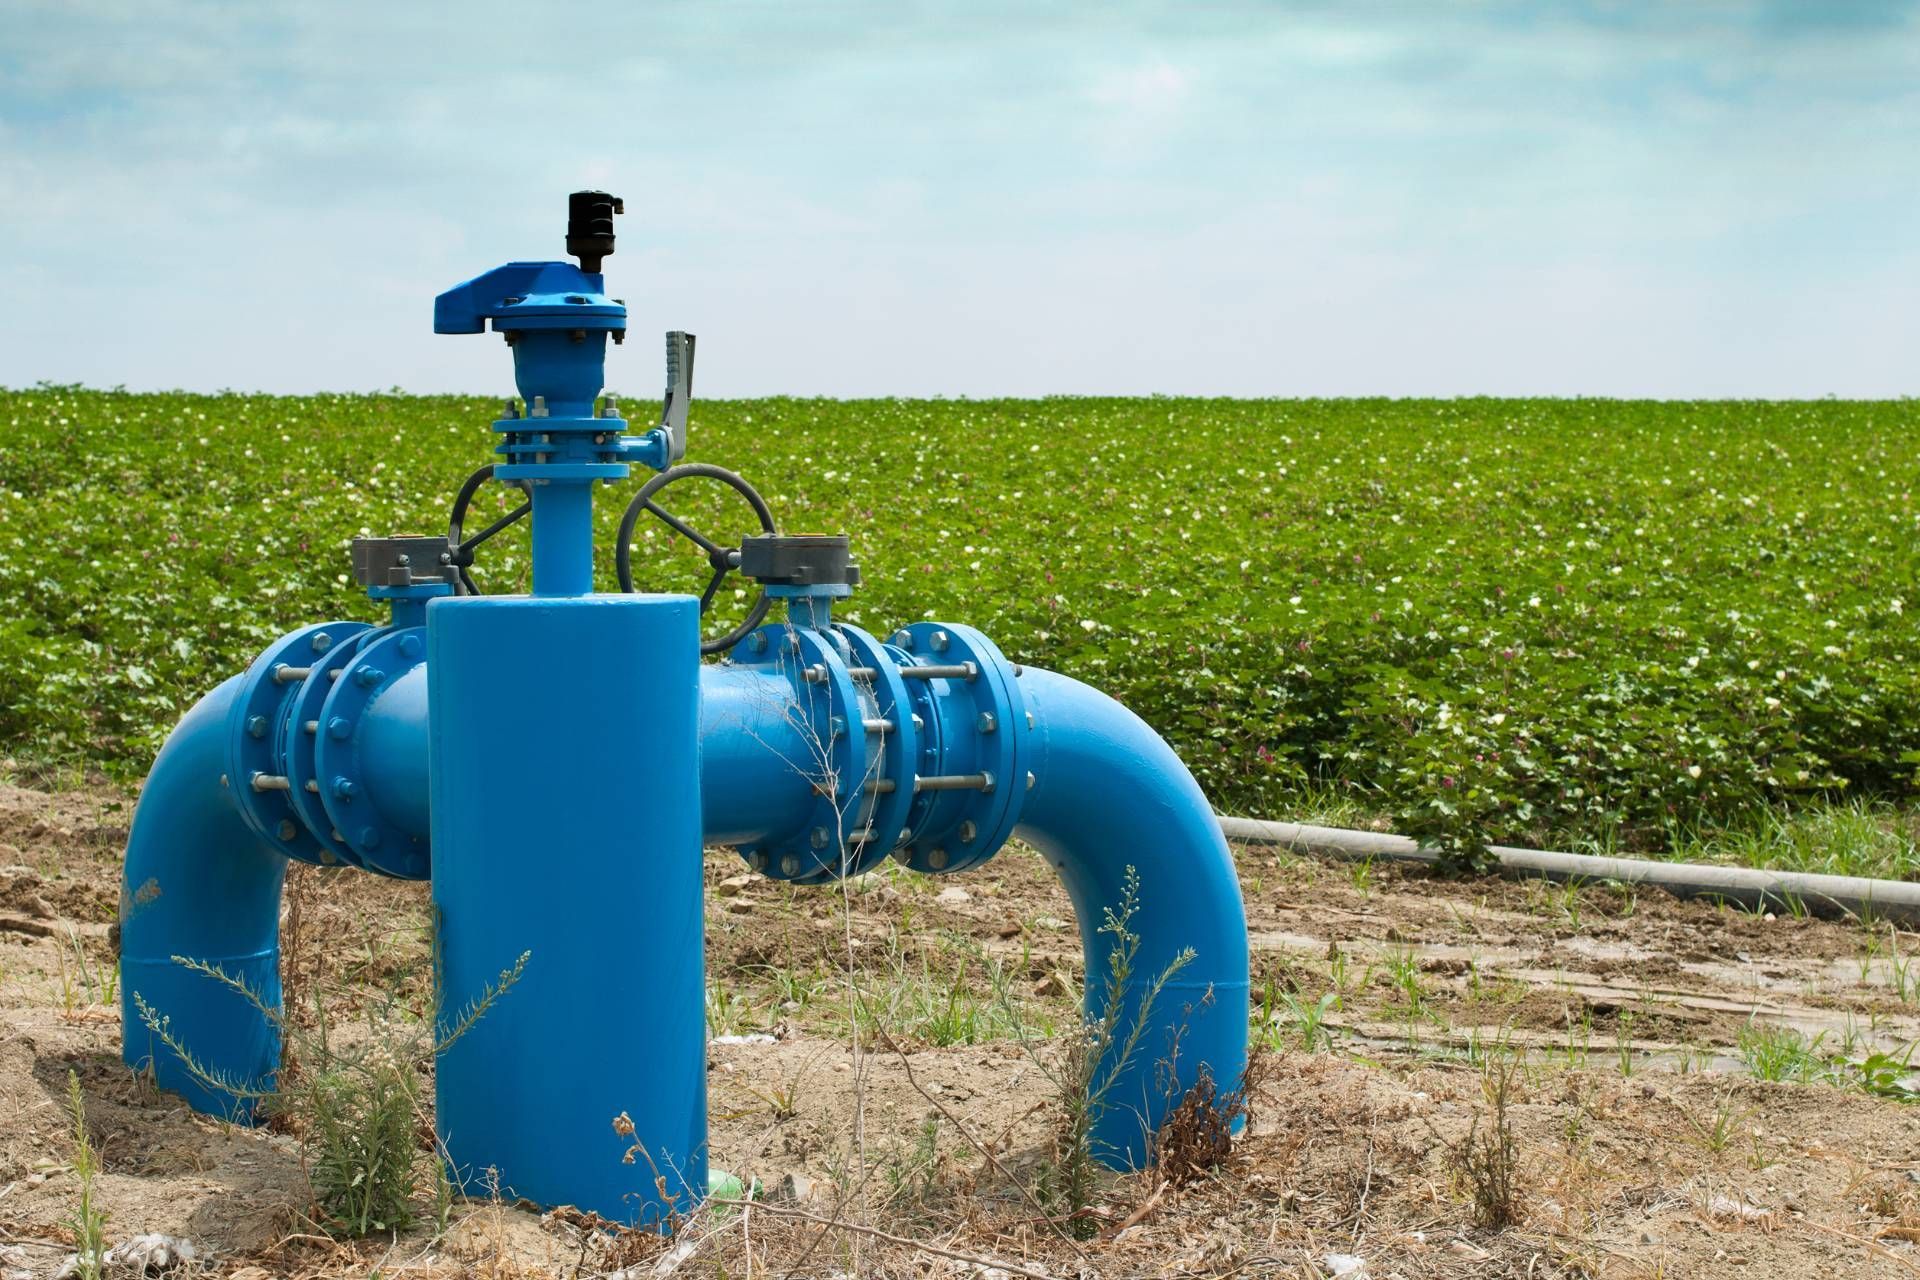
[1013,666,1251,1170]
[348,663,822,851]
[429,593,705,1227]
[697,665,818,846]
[120,675,286,1118]
[359,663,431,843]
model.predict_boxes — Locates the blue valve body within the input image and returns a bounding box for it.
[433,261,669,594]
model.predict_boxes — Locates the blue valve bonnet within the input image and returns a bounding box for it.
[432,261,626,336]
[433,190,628,420]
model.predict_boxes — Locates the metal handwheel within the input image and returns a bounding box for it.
[615,463,778,654]
[446,464,533,595]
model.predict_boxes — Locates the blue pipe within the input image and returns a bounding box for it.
[697,665,819,845]
[1013,667,1250,1170]
[429,594,706,1226]
[122,652,1247,1187]
[119,675,286,1117]
[529,483,595,597]
[358,663,431,843]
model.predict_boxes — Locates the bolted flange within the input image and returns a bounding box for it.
[891,621,1029,876]
[312,627,431,880]
[227,621,371,867]
[283,621,380,866]
[727,621,887,884]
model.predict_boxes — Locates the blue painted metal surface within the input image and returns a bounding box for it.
[125,610,1251,1195]
[121,676,286,1118]
[435,258,674,596]
[1013,666,1251,1169]
[697,665,818,847]
[428,593,705,1226]
[315,627,431,878]
[120,197,1251,1224]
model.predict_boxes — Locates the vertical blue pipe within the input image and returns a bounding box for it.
[120,676,286,1118]
[1014,666,1250,1170]
[529,484,596,597]
[428,593,704,1226]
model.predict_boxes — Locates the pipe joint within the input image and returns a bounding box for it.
[224,619,430,879]
[717,619,1031,883]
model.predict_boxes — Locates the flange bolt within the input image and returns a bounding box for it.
[330,776,357,799]
[957,821,977,844]
[276,819,298,841]
[810,826,830,850]
[247,715,269,739]
[977,712,997,734]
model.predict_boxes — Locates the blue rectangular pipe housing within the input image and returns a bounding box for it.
[428,592,706,1225]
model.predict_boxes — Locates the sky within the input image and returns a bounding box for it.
[0,1,1915,399]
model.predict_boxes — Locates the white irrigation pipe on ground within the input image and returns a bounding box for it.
[1218,815,1920,927]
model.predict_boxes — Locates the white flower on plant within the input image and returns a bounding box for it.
[1080,619,1098,632]
[1688,765,1702,779]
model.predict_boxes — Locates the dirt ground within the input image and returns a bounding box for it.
[3,777,1920,1279]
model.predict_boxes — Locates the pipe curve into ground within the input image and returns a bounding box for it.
[120,656,1253,1176]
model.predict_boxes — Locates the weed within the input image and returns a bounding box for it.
[1614,1008,1637,1078]
[63,1071,108,1280]
[746,1078,802,1121]
[707,981,759,1037]
[1275,989,1341,1053]
[1686,1090,1746,1154]
[1348,855,1375,898]
[1383,947,1426,1016]
[1849,1045,1920,1102]
[1736,1020,1828,1084]
[1448,1056,1523,1229]
[136,949,528,1236]
[880,1113,946,1207]
[56,928,116,1016]
[1153,1063,1246,1186]
[1678,801,1920,883]
[1561,1005,1592,1070]
[1885,930,1920,1004]
[1009,867,1193,1238]
[1327,947,1357,999]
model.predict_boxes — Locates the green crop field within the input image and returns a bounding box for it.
[3,386,1917,863]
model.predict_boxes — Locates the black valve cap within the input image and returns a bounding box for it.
[738,534,862,590]
[566,190,625,273]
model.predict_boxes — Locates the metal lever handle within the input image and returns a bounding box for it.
[659,331,695,462]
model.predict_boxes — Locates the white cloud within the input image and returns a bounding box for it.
[1087,60,1190,113]
[0,1,1914,396]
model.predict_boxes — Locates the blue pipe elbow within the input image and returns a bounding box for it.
[120,627,1249,1191]
[1014,666,1250,1171]
[120,675,286,1118]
